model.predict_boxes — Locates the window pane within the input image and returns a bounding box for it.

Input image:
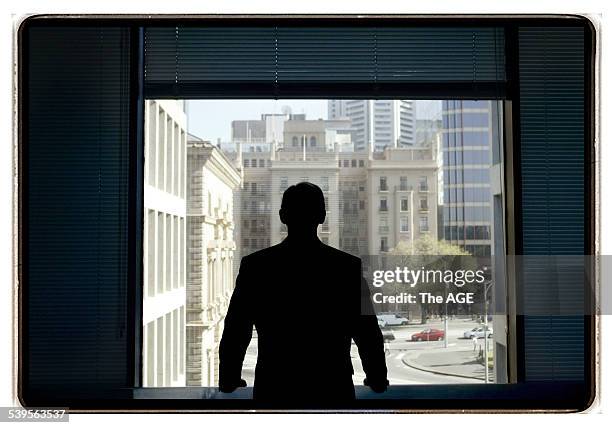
[144,99,507,388]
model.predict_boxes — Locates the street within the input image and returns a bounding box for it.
[240,317,494,386]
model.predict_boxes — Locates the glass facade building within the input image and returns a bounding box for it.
[441,100,495,257]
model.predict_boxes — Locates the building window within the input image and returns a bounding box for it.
[251,159,257,167]
[359,200,365,210]
[419,176,428,191]
[419,216,429,232]
[292,136,298,147]
[343,159,349,167]
[379,197,388,212]
[359,160,365,167]
[420,197,429,211]
[259,159,265,167]
[400,176,408,191]
[243,159,249,168]
[310,136,317,147]
[280,177,288,192]
[379,176,388,191]
[351,159,357,167]
[400,197,409,212]
[400,216,410,233]
[380,237,388,252]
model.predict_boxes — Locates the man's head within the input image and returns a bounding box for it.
[279,182,326,230]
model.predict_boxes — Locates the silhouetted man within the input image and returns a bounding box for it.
[219,182,388,407]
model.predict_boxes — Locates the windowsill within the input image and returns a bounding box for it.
[22,382,589,411]
[130,385,443,400]
[134,386,399,400]
[129,381,587,405]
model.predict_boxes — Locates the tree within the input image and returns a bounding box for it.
[393,234,470,257]
[387,235,475,324]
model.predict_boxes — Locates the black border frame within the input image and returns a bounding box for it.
[16,14,597,413]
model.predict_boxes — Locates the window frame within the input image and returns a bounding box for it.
[17,15,596,412]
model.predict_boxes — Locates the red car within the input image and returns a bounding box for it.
[411,328,445,342]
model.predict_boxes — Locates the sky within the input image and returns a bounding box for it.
[186,99,442,142]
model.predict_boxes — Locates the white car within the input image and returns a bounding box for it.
[463,325,493,339]
[377,314,409,326]
[377,318,387,329]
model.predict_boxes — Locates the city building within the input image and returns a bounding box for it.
[231,112,306,153]
[440,100,496,257]
[233,148,272,265]
[267,117,351,249]
[416,118,443,148]
[366,146,440,254]
[328,100,416,152]
[142,99,188,387]
[224,113,439,262]
[185,135,241,387]
[337,152,369,256]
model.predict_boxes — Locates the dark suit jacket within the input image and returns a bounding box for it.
[218,237,387,406]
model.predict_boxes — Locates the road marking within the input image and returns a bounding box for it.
[394,352,405,360]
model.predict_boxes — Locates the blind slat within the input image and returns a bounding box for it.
[519,26,586,383]
[144,26,505,97]
[26,26,131,391]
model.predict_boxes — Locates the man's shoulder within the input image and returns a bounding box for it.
[241,242,361,266]
[320,243,361,266]
[239,243,284,266]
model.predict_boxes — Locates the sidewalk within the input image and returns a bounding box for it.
[402,348,488,381]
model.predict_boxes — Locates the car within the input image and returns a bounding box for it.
[377,318,387,329]
[463,325,493,339]
[463,326,480,338]
[377,314,409,326]
[411,328,445,342]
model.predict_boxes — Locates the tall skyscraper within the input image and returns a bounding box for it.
[328,100,416,152]
[441,100,495,257]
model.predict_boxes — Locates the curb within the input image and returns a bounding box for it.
[401,353,485,381]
